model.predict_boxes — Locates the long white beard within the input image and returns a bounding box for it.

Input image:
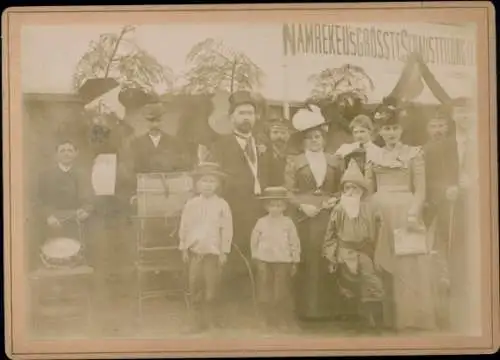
[340,194,361,219]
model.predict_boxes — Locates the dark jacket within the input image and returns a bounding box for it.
[37,164,94,219]
[130,131,191,174]
[259,145,289,188]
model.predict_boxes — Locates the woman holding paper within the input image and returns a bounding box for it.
[366,100,437,331]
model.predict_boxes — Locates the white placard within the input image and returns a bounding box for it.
[91,153,117,196]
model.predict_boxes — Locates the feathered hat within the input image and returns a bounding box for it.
[291,103,330,133]
[372,97,401,127]
[341,159,369,192]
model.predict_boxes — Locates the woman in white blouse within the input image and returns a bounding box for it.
[284,104,343,322]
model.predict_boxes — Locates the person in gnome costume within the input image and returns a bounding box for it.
[179,162,233,333]
[284,104,343,322]
[208,90,266,293]
[366,102,437,332]
[323,159,385,333]
[259,117,295,189]
[251,186,301,331]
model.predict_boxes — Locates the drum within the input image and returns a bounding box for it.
[40,237,84,268]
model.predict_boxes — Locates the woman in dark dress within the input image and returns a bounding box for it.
[284,104,343,321]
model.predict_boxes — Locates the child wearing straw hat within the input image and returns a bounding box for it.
[251,186,301,331]
[323,159,385,333]
[178,162,233,333]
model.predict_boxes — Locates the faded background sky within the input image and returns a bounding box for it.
[21,22,477,103]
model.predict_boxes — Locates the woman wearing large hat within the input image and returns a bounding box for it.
[284,103,343,322]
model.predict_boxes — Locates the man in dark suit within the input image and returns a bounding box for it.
[129,100,191,176]
[259,117,294,189]
[422,107,460,329]
[208,90,266,290]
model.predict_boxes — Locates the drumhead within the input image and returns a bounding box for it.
[42,237,82,260]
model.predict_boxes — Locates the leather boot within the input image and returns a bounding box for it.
[370,302,384,334]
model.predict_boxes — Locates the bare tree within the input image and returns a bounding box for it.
[180,38,265,95]
[308,63,375,104]
[73,25,173,92]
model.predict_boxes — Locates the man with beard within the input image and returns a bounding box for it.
[260,117,294,189]
[422,106,460,329]
[208,90,266,308]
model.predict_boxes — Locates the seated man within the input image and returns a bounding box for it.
[37,139,94,265]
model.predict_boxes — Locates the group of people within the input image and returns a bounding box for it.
[35,78,473,336]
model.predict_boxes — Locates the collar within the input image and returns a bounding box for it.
[233,130,253,140]
[149,132,162,139]
[58,163,73,173]
[384,142,403,152]
[305,149,325,158]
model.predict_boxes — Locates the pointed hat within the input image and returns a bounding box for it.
[341,159,369,192]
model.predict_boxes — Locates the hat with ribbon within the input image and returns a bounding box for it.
[259,186,290,201]
[78,78,120,106]
[291,104,330,133]
[191,162,227,179]
[341,159,369,192]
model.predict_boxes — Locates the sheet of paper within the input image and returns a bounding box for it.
[91,153,117,196]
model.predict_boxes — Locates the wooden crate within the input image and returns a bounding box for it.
[136,172,194,218]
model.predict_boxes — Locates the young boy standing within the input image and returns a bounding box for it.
[179,162,233,333]
[323,159,385,333]
[251,186,301,331]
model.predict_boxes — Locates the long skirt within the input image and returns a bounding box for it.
[294,209,336,320]
[373,190,437,331]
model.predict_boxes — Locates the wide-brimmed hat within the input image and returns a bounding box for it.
[259,186,290,201]
[341,159,369,192]
[191,162,227,179]
[291,104,330,133]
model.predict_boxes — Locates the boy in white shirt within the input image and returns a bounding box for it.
[251,186,301,331]
[179,162,233,333]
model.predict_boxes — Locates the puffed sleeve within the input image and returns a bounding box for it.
[409,147,426,217]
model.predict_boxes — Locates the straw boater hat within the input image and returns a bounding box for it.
[259,186,290,201]
[291,104,330,133]
[191,162,227,179]
[341,159,369,192]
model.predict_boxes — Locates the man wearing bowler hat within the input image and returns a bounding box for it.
[208,90,266,295]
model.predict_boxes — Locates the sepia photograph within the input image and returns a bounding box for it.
[3,2,498,358]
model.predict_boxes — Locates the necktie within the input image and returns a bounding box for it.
[245,137,257,164]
